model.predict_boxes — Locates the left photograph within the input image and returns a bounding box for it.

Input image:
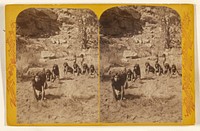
[16,8,99,124]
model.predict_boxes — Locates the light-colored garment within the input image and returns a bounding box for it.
[114,89,120,96]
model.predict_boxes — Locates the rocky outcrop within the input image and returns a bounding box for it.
[25,67,44,76]
[100,7,143,36]
[17,8,60,37]
[123,50,138,59]
[41,51,56,59]
[100,6,181,59]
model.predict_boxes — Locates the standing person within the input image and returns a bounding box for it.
[155,54,159,64]
[46,69,53,81]
[126,69,133,81]
[162,54,171,75]
[73,54,77,64]
[133,64,141,81]
[80,54,85,66]
[52,64,60,82]
[39,68,47,89]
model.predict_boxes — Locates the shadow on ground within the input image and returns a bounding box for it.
[60,77,74,80]
[141,77,155,80]
[124,94,142,100]
[46,94,61,100]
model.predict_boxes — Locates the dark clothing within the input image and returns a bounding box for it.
[112,80,122,91]
[163,57,170,74]
[171,66,177,74]
[133,66,141,80]
[74,67,81,73]
[127,72,133,81]
[64,66,73,74]
[111,73,126,100]
[46,72,52,81]
[164,66,171,74]
[111,73,126,91]
[82,64,89,74]
[149,66,155,73]
[32,79,43,91]
[120,73,127,83]
[155,64,163,75]
[127,75,131,81]
[52,65,60,81]
[73,64,81,76]
[155,66,163,73]
[52,69,59,76]
[38,71,46,83]
[73,64,79,73]
[134,68,141,76]
[90,68,96,75]
[83,68,89,74]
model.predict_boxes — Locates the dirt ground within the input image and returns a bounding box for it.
[100,56,182,123]
[17,58,98,124]
[16,6,182,124]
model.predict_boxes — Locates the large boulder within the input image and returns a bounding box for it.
[107,66,126,76]
[41,51,56,59]
[25,67,44,76]
[100,7,142,36]
[16,8,60,37]
[123,50,138,59]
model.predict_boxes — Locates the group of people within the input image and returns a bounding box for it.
[31,53,181,102]
[63,62,97,77]
[144,54,181,77]
[31,61,97,101]
[111,54,181,101]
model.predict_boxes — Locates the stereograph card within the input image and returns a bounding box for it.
[6,4,195,126]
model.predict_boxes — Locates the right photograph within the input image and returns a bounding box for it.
[100,6,182,123]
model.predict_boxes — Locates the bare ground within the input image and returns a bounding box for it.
[100,56,182,123]
[17,58,98,124]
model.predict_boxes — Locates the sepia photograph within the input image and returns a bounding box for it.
[16,8,99,124]
[100,6,182,123]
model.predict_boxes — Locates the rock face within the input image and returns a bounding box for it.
[100,7,142,36]
[16,8,99,79]
[107,66,126,76]
[41,51,56,59]
[17,8,60,37]
[123,50,138,59]
[25,67,44,76]
[100,6,181,60]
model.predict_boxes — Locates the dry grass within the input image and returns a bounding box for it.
[100,56,182,123]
